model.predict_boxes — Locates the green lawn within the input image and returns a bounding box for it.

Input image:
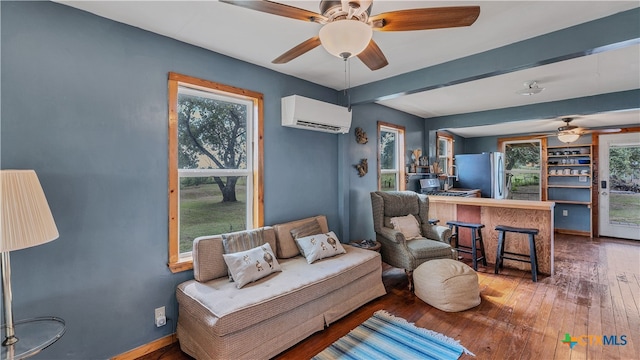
[508,173,540,200]
[609,192,640,225]
[179,181,246,252]
[381,173,396,191]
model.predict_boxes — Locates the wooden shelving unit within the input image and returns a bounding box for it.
[545,144,593,236]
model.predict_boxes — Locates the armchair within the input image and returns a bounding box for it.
[370,191,455,289]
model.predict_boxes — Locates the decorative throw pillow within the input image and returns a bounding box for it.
[222,243,281,289]
[222,229,266,281]
[390,215,422,240]
[222,229,265,254]
[290,219,324,257]
[294,231,346,264]
[290,219,323,240]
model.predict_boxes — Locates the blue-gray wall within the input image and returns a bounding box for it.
[344,104,424,243]
[0,2,422,358]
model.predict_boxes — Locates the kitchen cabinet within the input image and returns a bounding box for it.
[545,144,592,236]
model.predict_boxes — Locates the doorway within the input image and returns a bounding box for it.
[598,133,640,240]
[502,139,542,201]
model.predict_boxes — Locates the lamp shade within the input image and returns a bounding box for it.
[319,20,372,59]
[557,132,580,143]
[1,170,59,252]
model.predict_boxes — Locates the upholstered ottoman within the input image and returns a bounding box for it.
[413,259,480,312]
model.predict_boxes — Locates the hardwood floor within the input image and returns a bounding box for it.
[137,234,639,360]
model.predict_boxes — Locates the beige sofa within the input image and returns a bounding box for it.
[176,215,386,359]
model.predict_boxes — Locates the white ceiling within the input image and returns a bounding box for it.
[57,0,640,135]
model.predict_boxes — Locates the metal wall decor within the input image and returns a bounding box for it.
[355,158,368,177]
[355,127,368,144]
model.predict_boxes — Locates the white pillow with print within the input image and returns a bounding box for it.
[222,243,281,288]
[294,231,346,264]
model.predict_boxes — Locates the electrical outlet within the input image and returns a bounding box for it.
[562,210,568,216]
[155,306,166,327]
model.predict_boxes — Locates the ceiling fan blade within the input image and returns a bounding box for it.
[530,132,555,138]
[219,0,327,24]
[357,40,388,71]
[582,128,622,134]
[272,37,321,64]
[370,6,480,32]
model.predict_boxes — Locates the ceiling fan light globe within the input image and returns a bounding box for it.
[319,20,372,59]
[557,132,580,143]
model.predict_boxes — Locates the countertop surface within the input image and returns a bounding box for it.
[445,188,480,193]
[427,195,555,210]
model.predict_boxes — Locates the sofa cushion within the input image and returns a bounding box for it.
[222,228,269,281]
[295,231,346,263]
[290,219,323,240]
[390,215,422,240]
[273,216,329,258]
[406,238,454,259]
[193,227,277,283]
[223,243,281,288]
[176,245,381,336]
[222,228,267,254]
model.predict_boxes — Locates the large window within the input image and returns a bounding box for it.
[378,122,405,191]
[168,73,263,272]
[500,137,544,201]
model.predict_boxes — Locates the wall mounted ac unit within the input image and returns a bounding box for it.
[281,95,352,134]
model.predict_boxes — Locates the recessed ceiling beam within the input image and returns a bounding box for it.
[347,8,640,106]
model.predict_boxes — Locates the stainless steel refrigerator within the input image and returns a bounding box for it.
[454,152,505,199]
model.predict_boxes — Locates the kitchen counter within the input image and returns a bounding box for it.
[444,188,481,197]
[429,196,554,210]
[421,188,480,197]
[428,196,556,275]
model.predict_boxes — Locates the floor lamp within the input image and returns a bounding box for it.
[1,170,65,359]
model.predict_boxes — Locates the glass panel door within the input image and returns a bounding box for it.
[599,133,640,240]
[503,140,541,200]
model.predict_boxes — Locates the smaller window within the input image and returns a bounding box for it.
[436,132,454,175]
[378,122,405,191]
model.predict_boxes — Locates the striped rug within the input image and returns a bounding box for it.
[313,310,474,360]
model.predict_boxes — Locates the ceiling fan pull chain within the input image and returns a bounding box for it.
[348,57,352,112]
[344,57,352,112]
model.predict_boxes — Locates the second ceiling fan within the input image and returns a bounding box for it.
[536,117,622,144]
[220,0,481,70]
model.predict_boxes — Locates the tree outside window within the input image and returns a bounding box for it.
[502,139,542,200]
[609,146,640,191]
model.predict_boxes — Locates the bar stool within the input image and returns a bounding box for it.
[446,221,487,271]
[494,225,539,282]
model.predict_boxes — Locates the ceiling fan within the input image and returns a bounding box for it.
[219,0,481,71]
[541,117,621,143]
